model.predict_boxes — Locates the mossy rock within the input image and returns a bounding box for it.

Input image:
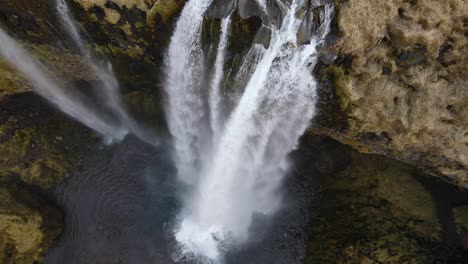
[305,136,467,263]
[0,92,96,190]
[0,181,62,264]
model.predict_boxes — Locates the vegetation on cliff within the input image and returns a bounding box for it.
[314,0,467,187]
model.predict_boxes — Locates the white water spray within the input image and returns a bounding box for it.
[0,28,127,141]
[165,0,333,261]
[209,15,232,141]
[165,0,214,184]
[55,0,159,146]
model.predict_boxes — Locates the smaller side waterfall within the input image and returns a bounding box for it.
[0,28,127,141]
[209,15,232,141]
[55,0,159,146]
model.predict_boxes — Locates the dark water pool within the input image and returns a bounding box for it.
[45,136,319,264]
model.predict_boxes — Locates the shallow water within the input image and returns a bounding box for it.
[45,136,320,264]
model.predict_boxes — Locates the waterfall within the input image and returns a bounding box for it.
[209,15,232,141]
[165,0,214,184]
[0,28,127,142]
[165,0,333,262]
[55,0,158,146]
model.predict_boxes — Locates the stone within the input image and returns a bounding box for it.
[205,0,237,19]
[237,0,262,19]
[253,25,272,48]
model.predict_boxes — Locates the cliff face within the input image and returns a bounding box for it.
[314,0,467,187]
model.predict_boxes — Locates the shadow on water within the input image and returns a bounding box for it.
[45,135,320,264]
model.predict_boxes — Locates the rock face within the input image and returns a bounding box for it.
[303,135,468,263]
[314,0,467,187]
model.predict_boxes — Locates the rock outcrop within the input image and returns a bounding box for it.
[313,0,467,187]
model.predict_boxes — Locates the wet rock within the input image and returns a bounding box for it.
[205,0,237,19]
[297,5,326,45]
[253,25,272,48]
[262,0,288,28]
[237,0,263,19]
[317,47,336,65]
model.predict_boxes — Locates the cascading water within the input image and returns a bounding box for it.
[0,28,127,141]
[165,0,214,185]
[55,0,158,146]
[165,0,333,262]
[209,15,232,141]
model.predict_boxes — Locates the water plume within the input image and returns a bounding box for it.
[55,0,159,146]
[0,28,127,142]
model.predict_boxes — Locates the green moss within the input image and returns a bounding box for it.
[0,127,37,160]
[0,79,14,91]
[323,64,350,111]
[148,0,186,25]
[135,21,144,29]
